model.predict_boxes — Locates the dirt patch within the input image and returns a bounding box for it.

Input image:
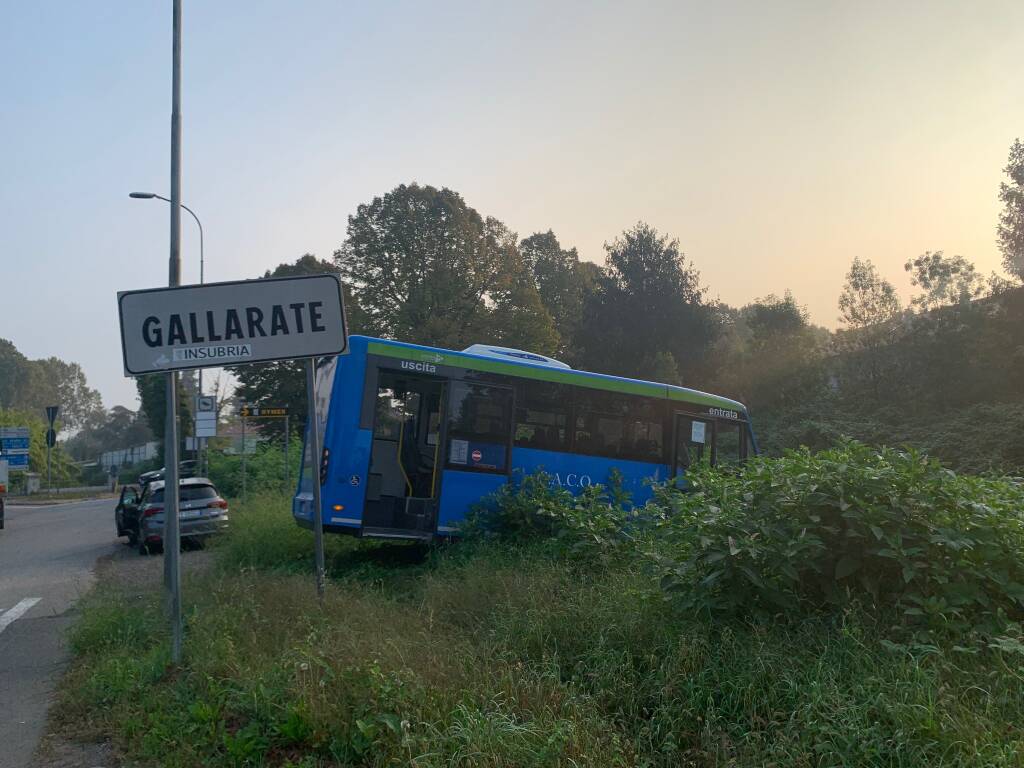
[34,733,128,768]
[94,540,217,593]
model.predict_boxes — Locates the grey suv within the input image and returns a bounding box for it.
[115,477,229,554]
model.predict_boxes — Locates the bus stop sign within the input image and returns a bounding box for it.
[117,274,348,375]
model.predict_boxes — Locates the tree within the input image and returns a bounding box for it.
[519,230,587,354]
[835,258,906,404]
[0,339,103,432]
[838,257,902,328]
[710,293,828,413]
[0,339,31,411]
[136,375,192,460]
[25,358,104,431]
[485,270,560,355]
[66,405,154,460]
[575,222,717,383]
[335,183,556,352]
[904,251,986,311]
[231,254,352,442]
[997,138,1024,279]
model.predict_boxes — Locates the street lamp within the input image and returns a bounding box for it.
[129,191,206,471]
[129,192,204,283]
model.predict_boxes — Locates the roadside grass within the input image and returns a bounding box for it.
[56,491,1024,767]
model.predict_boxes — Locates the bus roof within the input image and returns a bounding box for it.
[354,335,749,415]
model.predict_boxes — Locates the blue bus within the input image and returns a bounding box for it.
[293,335,756,540]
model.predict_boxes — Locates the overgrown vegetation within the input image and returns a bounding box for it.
[58,446,1024,766]
[207,442,303,499]
[650,443,1024,632]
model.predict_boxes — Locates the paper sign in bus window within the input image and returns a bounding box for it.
[449,439,469,464]
[691,421,706,444]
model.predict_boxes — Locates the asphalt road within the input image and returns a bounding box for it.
[0,498,119,768]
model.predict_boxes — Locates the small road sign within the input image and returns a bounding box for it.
[196,395,215,412]
[45,429,56,448]
[240,405,289,418]
[0,428,30,470]
[195,413,217,438]
[45,406,59,424]
[117,274,348,375]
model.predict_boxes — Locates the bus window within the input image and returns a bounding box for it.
[446,383,512,473]
[572,389,665,462]
[673,414,710,474]
[514,381,570,451]
[374,386,418,441]
[714,421,744,466]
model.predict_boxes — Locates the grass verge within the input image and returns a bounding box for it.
[56,492,1024,767]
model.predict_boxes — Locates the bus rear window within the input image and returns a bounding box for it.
[446,383,512,472]
[150,485,218,503]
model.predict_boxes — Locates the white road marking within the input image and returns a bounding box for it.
[0,598,42,635]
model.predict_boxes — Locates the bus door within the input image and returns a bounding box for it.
[437,382,514,533]
[365,371,446,537]
[672,412,712,477]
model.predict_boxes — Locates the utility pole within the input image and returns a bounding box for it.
[164,0,184,665]
[44,406,58,493]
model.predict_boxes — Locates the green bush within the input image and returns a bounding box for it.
[206,441,301,498]
[652,441,1024,632]
[467,469,638,562]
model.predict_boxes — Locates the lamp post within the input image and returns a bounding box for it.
[129,191,206,472]
[129,192,203,284]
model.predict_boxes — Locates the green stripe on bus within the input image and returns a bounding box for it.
[366,341,745,412]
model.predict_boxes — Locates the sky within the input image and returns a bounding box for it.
[1,0,1022,410]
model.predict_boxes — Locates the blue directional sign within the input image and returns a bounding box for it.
[0,427,30,470]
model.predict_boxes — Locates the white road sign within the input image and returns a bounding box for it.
[195,412,217,438]
[118,274,347,376]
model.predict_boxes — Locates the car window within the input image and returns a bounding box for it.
[149,485,218,503]
[181,485,218,502]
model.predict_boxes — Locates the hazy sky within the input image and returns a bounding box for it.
[2,0,1022,410]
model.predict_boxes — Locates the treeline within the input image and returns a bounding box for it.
[0,338,103,431]
[0,336,155,465]
[129,138,1024,473]
[235,136,1024,472]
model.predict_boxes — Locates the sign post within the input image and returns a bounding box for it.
[241,409,247,500]
[0,458,8,530]
[45,405,59,492]
[194,395,217,477]
[117,272,347,643]
[305,359,326,601]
